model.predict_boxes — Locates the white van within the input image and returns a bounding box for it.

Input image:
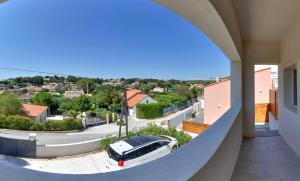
[105,135,178,170]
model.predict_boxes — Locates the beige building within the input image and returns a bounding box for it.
[152,87,164,93]
[64,90,84,99]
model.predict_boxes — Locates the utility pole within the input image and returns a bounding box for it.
[86,81,89,94]
[118,82,129,139]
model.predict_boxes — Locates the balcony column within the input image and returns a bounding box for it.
[242,61,256,137]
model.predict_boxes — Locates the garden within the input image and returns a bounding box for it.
[100,124,193,150]
[0,115,83,131]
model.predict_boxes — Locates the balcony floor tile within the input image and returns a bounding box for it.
[231,129,300,181]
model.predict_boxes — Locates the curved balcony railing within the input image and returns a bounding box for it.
[0,104,242,181]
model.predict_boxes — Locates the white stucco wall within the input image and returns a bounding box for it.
[35,111,47,122]
[279,23,300,157]
[130,96,157,118]
[139,96,156,105]
[36,138,102,158]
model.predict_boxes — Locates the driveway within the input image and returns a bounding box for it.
[0,152,110,174]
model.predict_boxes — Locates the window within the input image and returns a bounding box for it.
[150,142,164,150]
[124,150,143,160]
[284,65,298,112]
[107,146,123,161]
[140,144,156,155]
[293,69,298,106]
[158,141,170,146]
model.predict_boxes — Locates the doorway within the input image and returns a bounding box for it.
[254,65,279,130]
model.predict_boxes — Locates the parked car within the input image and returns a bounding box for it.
[104,135,178,170]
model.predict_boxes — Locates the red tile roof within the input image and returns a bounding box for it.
[126,89,143,100]
[127,94,147,108]
[126,89,147,108]
[21,104,48,117]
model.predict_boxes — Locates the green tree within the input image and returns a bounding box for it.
[191,87,200,99]
[0,93,22,116]
[77,78,96,94]
[54,84,64,94]
[175,86,193,99]
[73,95,91,113]
[92,86,121,111]
[58,98,74,113]
[66,76,79,83]
[31,92,57,113]
[140,82,157,93]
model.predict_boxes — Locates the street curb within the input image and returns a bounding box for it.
[0,128,87,134]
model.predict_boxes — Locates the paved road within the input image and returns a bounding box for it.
[0,119,153,145]
[0,104,195,145]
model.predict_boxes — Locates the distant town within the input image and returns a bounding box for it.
[0,75,218,123]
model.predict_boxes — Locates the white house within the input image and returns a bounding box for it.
[64,90,84,99]
[152,87,165,93]
[126,89,156,118]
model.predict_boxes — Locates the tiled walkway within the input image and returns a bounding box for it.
[231,129,300,181]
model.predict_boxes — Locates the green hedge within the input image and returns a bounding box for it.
[0,115,83,131]
[101,124,192,149]
[136,103,163,119]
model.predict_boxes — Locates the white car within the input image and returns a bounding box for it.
[104,135,178,170]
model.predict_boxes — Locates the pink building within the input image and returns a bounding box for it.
[204,68,272,125]
[255,68,272,104]
[203,79,231,125]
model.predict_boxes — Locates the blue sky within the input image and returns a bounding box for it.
[0,0,230,80]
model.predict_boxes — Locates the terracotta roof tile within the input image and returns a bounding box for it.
[127,94,147,108]
[126,89,142,100]
[21,104,48,117]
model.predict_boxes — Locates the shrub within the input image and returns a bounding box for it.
[101,136,120,150]
[136,103,163,119]
[0,114,10,128]
[100,124,192,149]
[64,118,83,130]
[0,115,83,131]
[29,122,45,131]
[95,109,112,120]
[64,110,78,119]
[6,115,34,130]
[138,124,192,146]
[43,119,83,131]
[0,93,22,116]
[44,120,65,131]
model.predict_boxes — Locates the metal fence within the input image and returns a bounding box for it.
[163,99,196,115]
[84,117,106,127]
